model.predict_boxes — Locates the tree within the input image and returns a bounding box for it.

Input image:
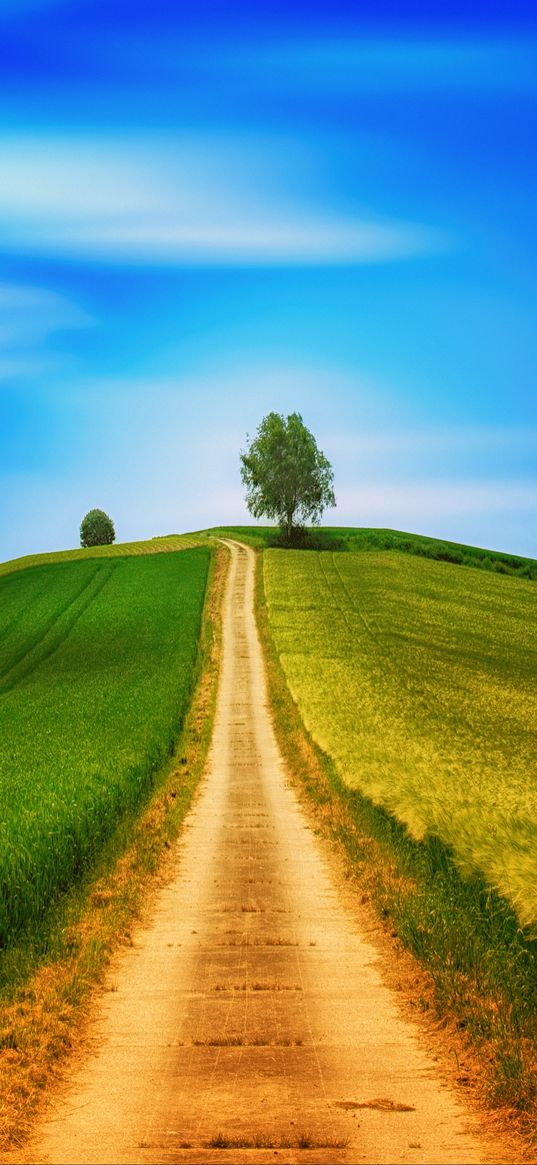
[80,508,116,548]
[240,412,336,542]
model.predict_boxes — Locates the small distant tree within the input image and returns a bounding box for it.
[80,508,115,548]
[240,412,335,543]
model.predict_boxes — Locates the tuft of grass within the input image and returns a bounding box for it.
[207,1133,348,1149]
[255,937,298,947]
[193,1036,246,1047]
[255,545,537,1138]
[211,982,301,992]
[340,1097,415,1112]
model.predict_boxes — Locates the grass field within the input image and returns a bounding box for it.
[264,548,537,927]
[0,548,210,949]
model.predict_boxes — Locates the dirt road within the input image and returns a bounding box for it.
[23,540,503,1164]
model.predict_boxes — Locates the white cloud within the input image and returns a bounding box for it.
[337,480,537,521]
[0,283,92,344]
[68,216,432,265]
[0,282,93,381]
[0,134,439,266]
[0,356,66,380]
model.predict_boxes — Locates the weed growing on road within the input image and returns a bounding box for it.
[207,1132,349,1149]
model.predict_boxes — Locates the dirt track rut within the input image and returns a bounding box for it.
[23,540,502,1164]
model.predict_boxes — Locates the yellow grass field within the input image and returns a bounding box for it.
[264,549,537,926]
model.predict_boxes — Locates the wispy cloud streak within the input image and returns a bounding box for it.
[338,480,537,519]
[0,282,92,381]
[0,135,439,266]
[328,426,537,457]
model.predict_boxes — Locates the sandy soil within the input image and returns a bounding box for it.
[18,540,512,1164]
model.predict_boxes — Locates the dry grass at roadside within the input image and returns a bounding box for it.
[0,544,228,1153]
[254,548,537,1151]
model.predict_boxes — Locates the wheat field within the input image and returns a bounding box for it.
[264,549,537,926]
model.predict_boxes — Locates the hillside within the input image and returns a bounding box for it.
[0,532,205,581]
[1,526,536,1141]
[204,524,537,580]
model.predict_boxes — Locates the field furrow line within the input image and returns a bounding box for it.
[0,561,117,695]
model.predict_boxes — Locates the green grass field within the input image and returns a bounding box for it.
[0,548,210,947]
[264,548,537,926]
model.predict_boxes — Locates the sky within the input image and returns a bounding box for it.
[1,0,536,560]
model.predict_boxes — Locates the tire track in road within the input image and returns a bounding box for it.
[18,540,505,1165]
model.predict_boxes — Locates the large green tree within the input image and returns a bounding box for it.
[240,412,335,542]
[80,508,116,548]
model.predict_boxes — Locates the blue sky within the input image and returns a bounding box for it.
[1,0,536,559]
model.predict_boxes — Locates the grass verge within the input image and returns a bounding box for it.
[254,547,537,1145]
[0,543,228,1152]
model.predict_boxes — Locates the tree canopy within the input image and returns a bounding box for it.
[80,508,116,547]
[240,412,335,542]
